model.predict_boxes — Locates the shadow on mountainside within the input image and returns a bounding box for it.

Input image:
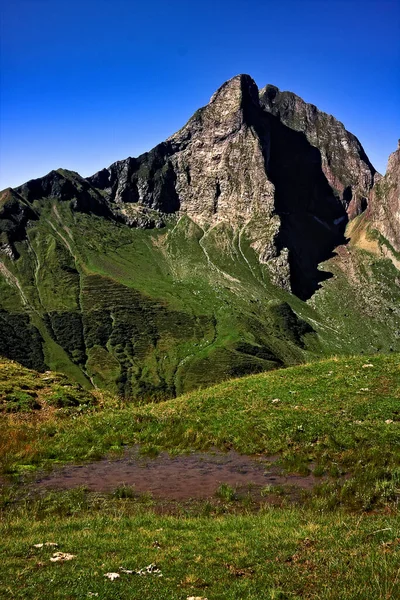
[257,112,349,301]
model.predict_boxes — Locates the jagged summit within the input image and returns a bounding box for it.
[86,72,277,254]
[259,83,377,218]
[208,73,260,113]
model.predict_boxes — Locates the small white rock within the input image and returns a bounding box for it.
[119,567,134,574]
[104,572,120,581]
[50,552,75,562]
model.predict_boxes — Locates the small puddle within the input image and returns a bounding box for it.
[34,449,319,500]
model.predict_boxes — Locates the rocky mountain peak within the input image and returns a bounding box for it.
[207,73,260,123]
[1,76,399,397]
[88,73,276,234]
[167,74,261,151]
[260,84,376,219]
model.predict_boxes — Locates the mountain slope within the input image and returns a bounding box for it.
[0,197,319,397]
[0,75,399,397]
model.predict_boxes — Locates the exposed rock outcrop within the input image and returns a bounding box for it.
[0,188,36,259]
[260,84,376,219]
[88,74,356,298]
[88,75,278,235]
[368,141,400,253]
[260,107,347,299]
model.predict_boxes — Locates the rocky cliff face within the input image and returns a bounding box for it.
[368,141,400,253]
[0,188,37,259]
[88,75,281,265]
[259,84,376,219]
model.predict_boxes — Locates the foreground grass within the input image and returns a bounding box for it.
[1,355,400,598]
[1,495,399,600]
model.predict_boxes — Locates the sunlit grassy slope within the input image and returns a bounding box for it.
[0,358,96,413]
[1,353,399,511]
[1,196,400,398]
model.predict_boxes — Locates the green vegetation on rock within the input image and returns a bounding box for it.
[1,196,400,399]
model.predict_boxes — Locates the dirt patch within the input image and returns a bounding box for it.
[34,448,320,500]
[353,228,381,255]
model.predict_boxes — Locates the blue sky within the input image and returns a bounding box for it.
[1,0,399,189]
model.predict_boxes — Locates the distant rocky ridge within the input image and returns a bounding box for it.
[0,188,36,259]
[0,75,399,397]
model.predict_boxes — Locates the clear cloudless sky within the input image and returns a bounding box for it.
[1,0,399,188]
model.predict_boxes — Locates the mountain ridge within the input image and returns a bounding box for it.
[11,74,365,298]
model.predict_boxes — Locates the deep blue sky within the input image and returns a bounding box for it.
[1,0,399,189]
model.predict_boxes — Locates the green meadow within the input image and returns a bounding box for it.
[1,353,399,598]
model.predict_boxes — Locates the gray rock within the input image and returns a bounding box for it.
[369,140,400,253]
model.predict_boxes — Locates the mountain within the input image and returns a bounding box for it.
[1,75,399,398]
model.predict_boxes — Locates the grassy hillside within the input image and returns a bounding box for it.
[1,354,399,599]
[0,200,318,397]
[1,196,400,398]
[0,358,97,414]
[309,212,400,354]
[1,354,399,509]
